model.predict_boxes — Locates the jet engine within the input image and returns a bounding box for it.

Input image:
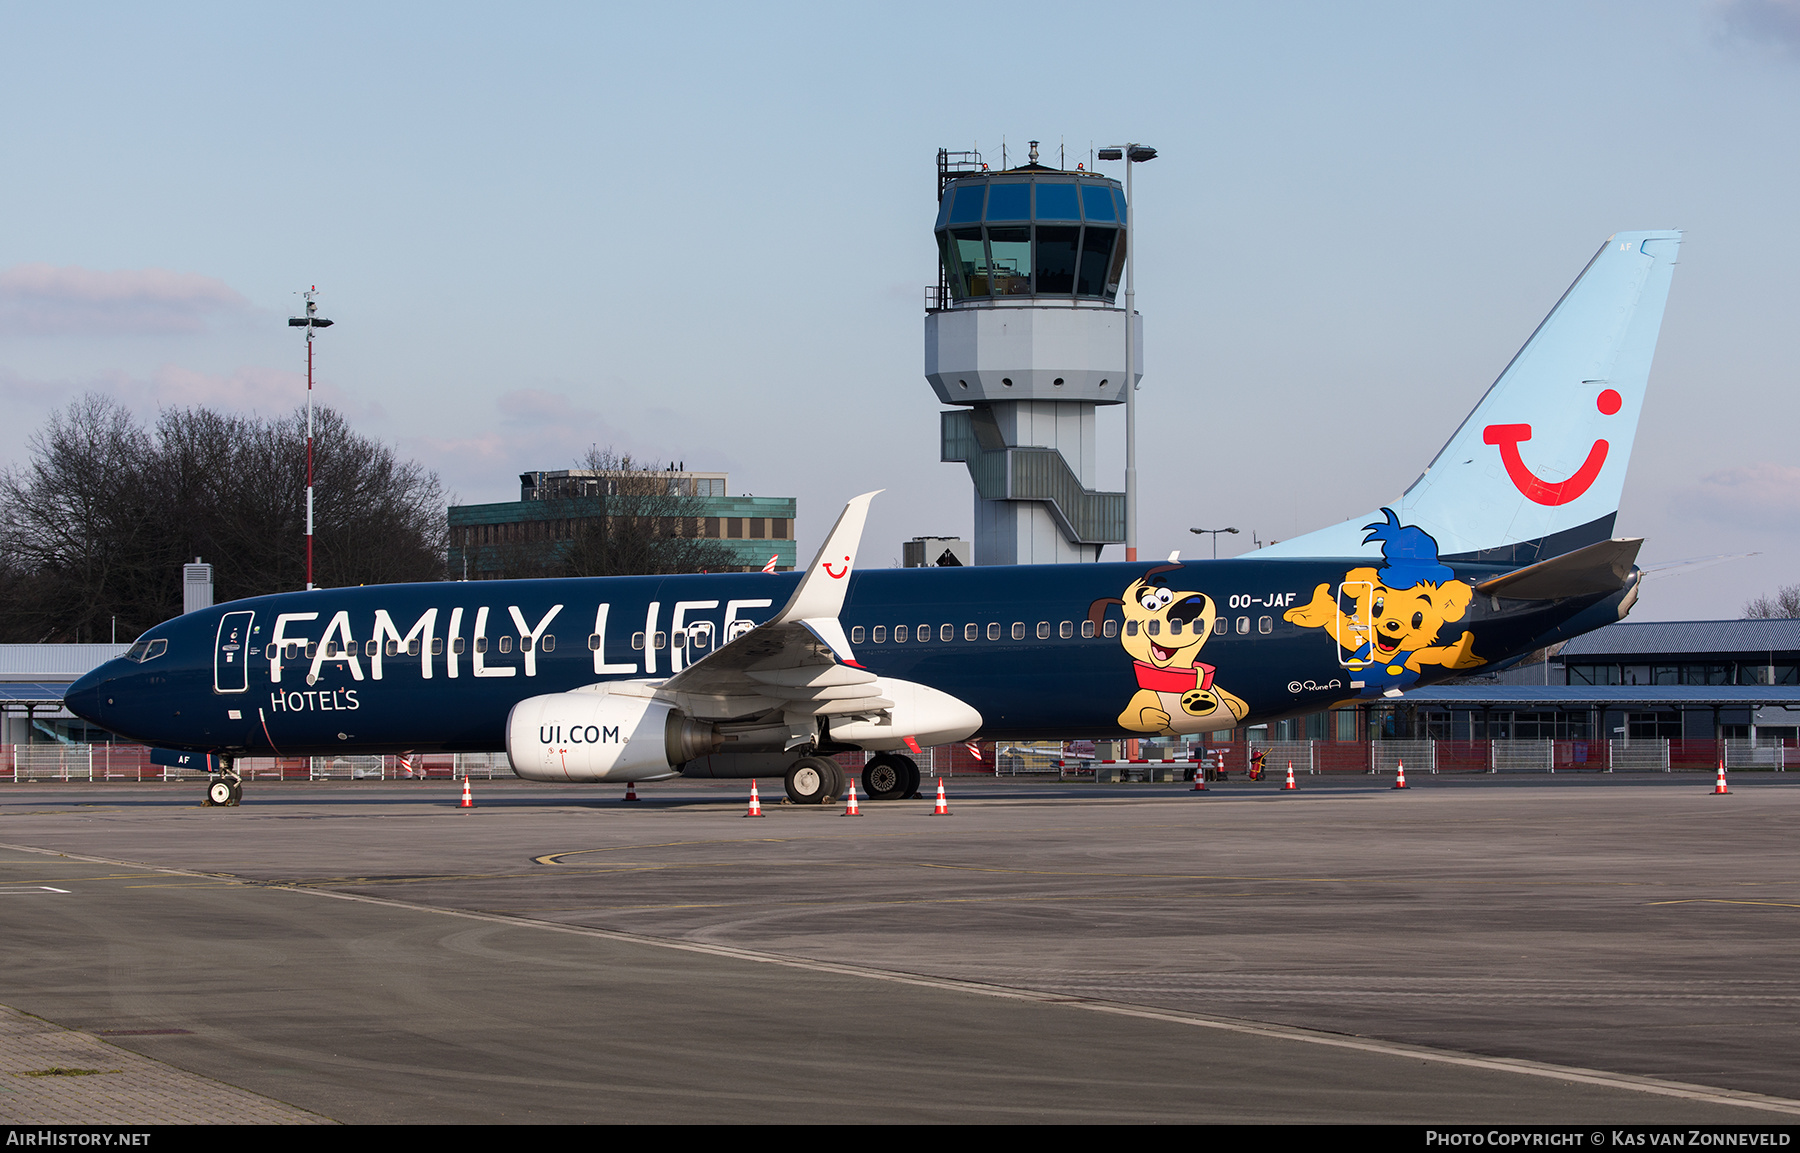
[506,691,719,782]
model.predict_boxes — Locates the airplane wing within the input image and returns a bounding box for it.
[655,491,890,746]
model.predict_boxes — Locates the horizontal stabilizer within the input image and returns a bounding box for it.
[1474,537,1643,601]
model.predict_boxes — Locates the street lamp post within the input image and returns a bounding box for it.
[288,288,333,590]
[1098,143,1156,562]
[1189,526,1239,560]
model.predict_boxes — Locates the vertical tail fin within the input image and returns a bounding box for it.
[1257,231,1680,565]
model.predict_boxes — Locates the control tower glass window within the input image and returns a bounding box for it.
[1077,227,1118,297]
[1036,226,1078,293]
[1035,182,1080,221]
[949,183,985,224]
[947,227,986,299]
[1081,184,1116,222]
[984,182,1029,221]
[987,227,1031,295]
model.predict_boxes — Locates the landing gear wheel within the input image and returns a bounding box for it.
[862,754,909,801]
[785,756,844,805]
[206,779,234,807]
[899,758,921,799]
[227,779,242,806]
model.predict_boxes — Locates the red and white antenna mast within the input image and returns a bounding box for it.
[288,287,333,590]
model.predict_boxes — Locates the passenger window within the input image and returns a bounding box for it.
[588,634,602,651]
[1059,621,1073,639]
[305,643,317,659]
[408,639,421,656]
[631,632,645,650]
[1146,620,1161,636]
[1037,621,1051,639]
[499,636,513,653]
[1214,619,1228,635]
[364,640,377,657]
[916,623,930,642]
[1258,616,1272,634]
[475,637,488,654]
[894,625,908,643]
[1081,620,1095,639]
[1104,620,1118,638]
[452,638,466,655]
[670,631,684,649]
[941,624,954,642]
[987,622,1000,641]
[653,631,667,649]
[851,626,865,644]
[522,635,536,653]
[1236,617,1250,635]
[1125,621,1138,637]
[873,626,887,643]
[1012,622,1025,640]
[541,635,555,653]
[386,639,400,657]
[964,623,978,641]
[432,638,445,656]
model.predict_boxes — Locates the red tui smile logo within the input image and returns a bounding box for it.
[823,557,850,579]
[1483,389,1621,506]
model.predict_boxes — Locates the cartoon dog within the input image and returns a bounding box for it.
[1092,567,1249,735]
[1283,508,1485,693]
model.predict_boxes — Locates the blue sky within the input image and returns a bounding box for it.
[2,2,1797,618]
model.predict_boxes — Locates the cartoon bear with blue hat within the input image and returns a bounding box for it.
[1283,508,1486,695]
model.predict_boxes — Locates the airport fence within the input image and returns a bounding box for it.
[0,738,1789,784]
[0,746,516,783]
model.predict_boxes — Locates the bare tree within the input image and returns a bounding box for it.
[0,394,446,642]
[1745,584,1800,619]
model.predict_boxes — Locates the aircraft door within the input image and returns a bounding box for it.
[214,611,254,693]
[1335,582,1373,670]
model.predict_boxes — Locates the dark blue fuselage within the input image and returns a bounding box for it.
[66,559,1611,757]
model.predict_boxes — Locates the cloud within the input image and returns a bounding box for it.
[0,264,251,335]
[1714,0,1800,57]
[0,363,377,423]
[1685,462,1800,528]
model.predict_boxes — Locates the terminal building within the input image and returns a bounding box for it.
[448,466,798,577]
[1247,618,1800,756]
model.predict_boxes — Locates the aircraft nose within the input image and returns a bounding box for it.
[64,667,110,724]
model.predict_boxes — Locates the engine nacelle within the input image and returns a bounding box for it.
[506,691,718,782]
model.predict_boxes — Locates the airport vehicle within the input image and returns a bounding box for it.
[65,231,1681,807]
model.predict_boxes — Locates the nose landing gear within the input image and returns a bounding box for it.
[202,758,242,807]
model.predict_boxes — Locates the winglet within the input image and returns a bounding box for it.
[772,491,880,627]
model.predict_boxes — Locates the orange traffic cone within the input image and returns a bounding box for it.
[1192,763,1208,792]
[1283,761,1298,791]
[1393,759,1410,790]
[932,776,951,816]
[1713,761,1731,795]
[843,780,862,816]
[745,780,766,817]
[459,777,474,808]
[624,781,639,802]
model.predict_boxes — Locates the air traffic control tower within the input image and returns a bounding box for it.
[927,144,1137,565]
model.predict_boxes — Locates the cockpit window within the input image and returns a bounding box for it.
[125,637,167,662]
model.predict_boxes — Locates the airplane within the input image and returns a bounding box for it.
[65,230,1682,808]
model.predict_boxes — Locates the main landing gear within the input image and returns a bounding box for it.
[203,759,242,807]
[778,752,923,806]
[862,752,920,801]
[784,756,843,805]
